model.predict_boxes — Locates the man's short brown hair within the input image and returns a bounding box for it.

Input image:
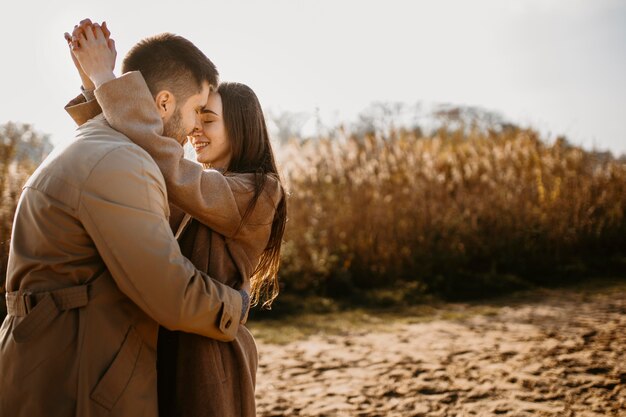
[121,33,218,101]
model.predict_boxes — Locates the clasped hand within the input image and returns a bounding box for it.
[64,19,117,89]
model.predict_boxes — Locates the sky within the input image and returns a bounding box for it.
[1,0,625,156]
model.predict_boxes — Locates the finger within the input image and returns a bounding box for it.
[72,24,82,34]
[72,25,83,39]
[64,32,71,44]
[71,37,80,51]
[101,21,111,39]
[74,25,88,43]
[79,19,94,42]
[107,38,116,53]
[92,23,103,41]
[83,23,95,43]
[108,38,117,69]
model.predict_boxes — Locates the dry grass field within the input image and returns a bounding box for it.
[277,126,626,299]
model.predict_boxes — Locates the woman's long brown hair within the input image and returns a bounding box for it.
[219,82,287,308]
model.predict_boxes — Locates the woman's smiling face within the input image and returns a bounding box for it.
[191,91,232,169]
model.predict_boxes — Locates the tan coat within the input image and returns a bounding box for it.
[65,72,283,417]
[0,85,247,416]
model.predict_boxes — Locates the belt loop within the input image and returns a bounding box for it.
[22,292,34,315]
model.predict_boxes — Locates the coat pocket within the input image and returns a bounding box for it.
[91,326,143,411]
[12,293,59,343]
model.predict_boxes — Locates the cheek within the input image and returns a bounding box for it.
[202,124,216,138]
[181,105,198,129]
[218,126,229,150]
[185,113,197,129]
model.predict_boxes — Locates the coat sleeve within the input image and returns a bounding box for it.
[78,144,243,341]
[65,93,103,126]
[94,72,246,238]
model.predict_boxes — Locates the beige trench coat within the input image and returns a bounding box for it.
[65,72,283,417]
[0,93,247,416]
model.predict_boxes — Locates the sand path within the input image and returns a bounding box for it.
[253,285,625,416]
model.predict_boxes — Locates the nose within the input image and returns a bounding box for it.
[189,124,202,143]
[193,112,203,133]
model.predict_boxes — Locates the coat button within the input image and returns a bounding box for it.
[225,319,232,329]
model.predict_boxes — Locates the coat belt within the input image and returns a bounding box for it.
[6,286,88,317]
[5,270,109,317]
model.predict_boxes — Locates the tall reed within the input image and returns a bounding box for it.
[277,126,626,299]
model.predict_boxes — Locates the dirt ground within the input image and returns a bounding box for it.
[252,281,626,416]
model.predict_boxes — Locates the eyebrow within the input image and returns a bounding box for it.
[200,109,219,116]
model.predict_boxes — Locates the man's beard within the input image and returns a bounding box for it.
[163,109,188,144]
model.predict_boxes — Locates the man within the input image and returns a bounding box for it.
[0,21,249,417]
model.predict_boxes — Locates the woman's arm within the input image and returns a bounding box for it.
[94,73,248,237]
[71,23,255,238]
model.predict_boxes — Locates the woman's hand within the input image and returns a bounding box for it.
[64,29,94,91]
[66,19,117,89]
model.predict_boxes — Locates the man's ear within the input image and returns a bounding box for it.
[154,90,176,120]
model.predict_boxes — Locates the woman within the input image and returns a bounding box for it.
[158,82,286,417]
[65,24,287,417]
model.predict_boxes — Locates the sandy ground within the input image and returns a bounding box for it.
[253,284,626,416]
